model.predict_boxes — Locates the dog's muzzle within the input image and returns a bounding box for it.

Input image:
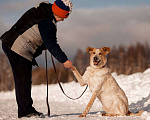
[93,57,101,65]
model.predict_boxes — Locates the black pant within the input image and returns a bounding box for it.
[2,43,34,117]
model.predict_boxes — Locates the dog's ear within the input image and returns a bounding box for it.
[101,47,110,55]
[86,47,94,53]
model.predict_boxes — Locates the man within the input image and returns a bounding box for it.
[0,0,73,118]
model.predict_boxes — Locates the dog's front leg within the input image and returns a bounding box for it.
[79,91,97,117]
[72,66,87,86]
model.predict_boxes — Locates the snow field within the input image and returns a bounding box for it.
[0,68,150,119]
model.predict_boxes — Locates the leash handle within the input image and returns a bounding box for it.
[51,54,88,100]
[45,50,50,116]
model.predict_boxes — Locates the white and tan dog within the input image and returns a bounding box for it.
[72,47,143,117]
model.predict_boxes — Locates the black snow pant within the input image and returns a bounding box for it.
[2,43,35,117]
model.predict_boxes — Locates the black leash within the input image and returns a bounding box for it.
[51,54,88,100]
[45,50,88,116]
[45,50,50,116]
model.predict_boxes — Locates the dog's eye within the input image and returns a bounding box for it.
[99,53,102,55]
[93,52,95,54]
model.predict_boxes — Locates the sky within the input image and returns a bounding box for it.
[0,0,150,64]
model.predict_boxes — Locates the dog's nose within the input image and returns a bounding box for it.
[94,57,98,61]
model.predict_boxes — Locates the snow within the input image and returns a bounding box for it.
[0,69,150,120]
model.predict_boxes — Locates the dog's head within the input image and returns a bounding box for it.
[86,47,110,68]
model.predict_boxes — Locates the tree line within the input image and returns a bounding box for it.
[0,42,150,91]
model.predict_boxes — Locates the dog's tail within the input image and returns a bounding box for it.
[127,110,144,116]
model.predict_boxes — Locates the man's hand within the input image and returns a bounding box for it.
[63,60,73,69]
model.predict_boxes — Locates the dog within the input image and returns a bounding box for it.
[71,47,143,117]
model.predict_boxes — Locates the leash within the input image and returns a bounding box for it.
[45,50,50,116]
[45,50,88,116]
[51,54,88,100]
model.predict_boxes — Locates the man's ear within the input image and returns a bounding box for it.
[101,47,110,55]
[86,47,94,54]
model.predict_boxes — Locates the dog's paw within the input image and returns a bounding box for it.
[78,114,86,117]
[101,113,106,116]
[101,113,119,117]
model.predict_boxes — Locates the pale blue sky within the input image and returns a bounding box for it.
[0,0,150,29]
[1,0,150,7]
[0,0,150,65]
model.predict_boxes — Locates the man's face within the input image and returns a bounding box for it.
[54,14,64,22]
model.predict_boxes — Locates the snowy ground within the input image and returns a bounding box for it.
[0,69,150,120]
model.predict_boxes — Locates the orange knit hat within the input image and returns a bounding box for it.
[52,0,73,18]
